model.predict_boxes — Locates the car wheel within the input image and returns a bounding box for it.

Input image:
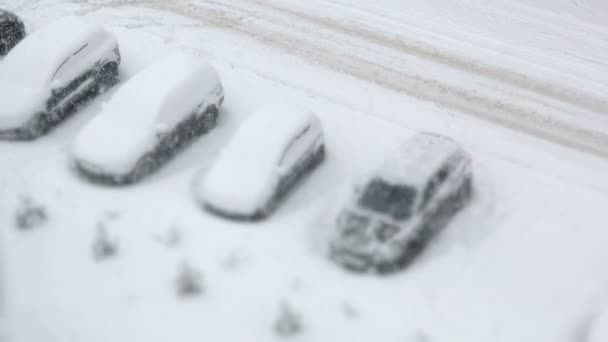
[0,21,24,55]
[25,113,50,139]
[130,154,157,183]
[253,199,275,221]
[96,62,119,91]
[204,105,219,130]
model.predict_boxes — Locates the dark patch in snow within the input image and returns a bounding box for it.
[220,249,249,271]
[274,301,303,338]
[176,262,204,297]
[92,222,119,261]
[340,300,358,320]
[14,196,48,230]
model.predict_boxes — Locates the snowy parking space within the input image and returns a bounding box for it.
[2,1,608,342]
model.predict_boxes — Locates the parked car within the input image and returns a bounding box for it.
[329,132,473,274]
[0,16,120,140]
[0,9,25,56]
[198,104,325,220]
[73,52,224,185]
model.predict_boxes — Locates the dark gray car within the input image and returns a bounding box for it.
[330,132,473,274]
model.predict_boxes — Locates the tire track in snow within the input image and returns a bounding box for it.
[246,0,608,114]
[86,0,608,159]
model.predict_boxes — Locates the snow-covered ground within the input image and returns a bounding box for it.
[1,0,608,341]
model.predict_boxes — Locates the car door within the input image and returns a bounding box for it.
[47,42,97,110]
[274,123,318,197]
[420,162,452,213]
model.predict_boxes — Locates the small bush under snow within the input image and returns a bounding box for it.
[176,262,203,297]
[340,300,358,319]
[274,301,302,338]
[14,196,47,230]
[92,222,118,261]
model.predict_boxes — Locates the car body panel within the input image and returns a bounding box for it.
[0,16,120,138]
[73,52,223,182]
[200,104,324,219]
[330,132,473,273]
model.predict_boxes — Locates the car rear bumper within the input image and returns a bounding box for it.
[75,160,134,186]
[329,245,374,273]
[202,202,267,222]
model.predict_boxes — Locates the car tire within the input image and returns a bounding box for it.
[0,21,25,56]
[203,105,219,131]
[96,62,119,91]
[131,154,157,184]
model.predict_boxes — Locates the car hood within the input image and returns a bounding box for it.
[332,206,421,258]
[73,115,156,175]
[200,159,278,216]
[0,81,47,129]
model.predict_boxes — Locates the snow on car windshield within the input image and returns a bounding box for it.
[358,179,417,220]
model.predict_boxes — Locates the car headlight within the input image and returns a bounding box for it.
[337,211,370,237]
[375,222,399,242]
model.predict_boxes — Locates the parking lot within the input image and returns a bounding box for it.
[2,1,608,341]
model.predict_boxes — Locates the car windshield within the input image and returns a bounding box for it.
[357,179,416,220]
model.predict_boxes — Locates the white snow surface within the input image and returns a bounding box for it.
[199,104,317,215]
[73,52,221,174]
[589,304,608,342]
[1,1,608,342]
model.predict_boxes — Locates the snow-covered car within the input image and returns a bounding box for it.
[0,16,120,140]
[0,9,25,56]
[198,104,325,220]
[73,52,224,185]
[330,132,473,274]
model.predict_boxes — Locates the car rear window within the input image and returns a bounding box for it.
[358,179,416,220]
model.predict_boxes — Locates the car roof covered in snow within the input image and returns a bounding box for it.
[96,52,220,130]
[374,132,467,187]
[0,16,114,87]
[220,104,318,167]
[73,52,220,174]
[200,104,320,214]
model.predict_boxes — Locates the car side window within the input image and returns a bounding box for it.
[420,163,452,210]
[436,164,450,184]
[421,178,437,210]
[52,42,89,84]
[278,125,311,170]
